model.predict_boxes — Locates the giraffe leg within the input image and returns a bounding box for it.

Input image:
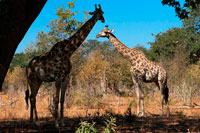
[166,97,170,117]
[54,80,61,127]
[28,79,42,125]
[158,80,165,116]
[164,86,170,117]
[60,75,70,127]
[138,80,144,117]
[131,75,140,116]
[140,92,144,117]
[136,87,141,116]
[131,74,144,117]
[136,84,144,117]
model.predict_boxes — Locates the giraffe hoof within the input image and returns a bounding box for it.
[35,121,39,126]
[61,120,66,127]
[141,114,145,118]
[137,112,141,116]
[54,120,59,127]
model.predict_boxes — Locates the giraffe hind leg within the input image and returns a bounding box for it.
[164,86,170,117]
[28,79,42,125]
[159,81,168,116]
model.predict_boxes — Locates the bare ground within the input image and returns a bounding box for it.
[1,92,200,132]
[0,115,200,132]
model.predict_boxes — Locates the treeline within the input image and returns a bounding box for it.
[2,1,200,105]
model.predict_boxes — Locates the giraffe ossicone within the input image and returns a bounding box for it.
[96,25,170,117]
[25,4,105,127]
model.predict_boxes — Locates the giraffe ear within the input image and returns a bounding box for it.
[89,12,94,15]
[110,29,114,33]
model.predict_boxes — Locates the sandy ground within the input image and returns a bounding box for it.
[1,91,200,132]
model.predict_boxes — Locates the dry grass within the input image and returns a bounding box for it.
[1,90,200,120]
[1,90,200,132]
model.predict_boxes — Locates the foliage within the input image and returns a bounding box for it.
[105,50,132,92]
[148,27,200,63]
[2,70,12,92]
[187,62,200,84]
[134,44,149,56]
[10,53,30,71]
[75,121,97,133]
[79,50,108,88]
[25,0,87,56]
[7,67,26,90]
[102,116,116,133]
[75,116,116,133]
[47,0,82,42]
[183,5,200,33]
[183,62,200,103]
[162,0,200,19]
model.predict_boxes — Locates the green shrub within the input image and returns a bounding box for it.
[75,121,97,133]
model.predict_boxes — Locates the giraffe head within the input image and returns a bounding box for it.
[96,25,114,38]
[89,4,105,23]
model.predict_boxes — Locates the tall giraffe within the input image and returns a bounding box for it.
[96,26,170,117]
[25,5,105,127]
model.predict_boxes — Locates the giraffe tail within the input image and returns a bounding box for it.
[163,85,169,105]
[25,76,29,110]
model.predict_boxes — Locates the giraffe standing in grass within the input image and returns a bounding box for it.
[25,5,105,127]
[96,26,170,117]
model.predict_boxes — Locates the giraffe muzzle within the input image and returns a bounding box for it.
[96,34,100,38]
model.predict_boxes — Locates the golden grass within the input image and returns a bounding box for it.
[0,90,200,121]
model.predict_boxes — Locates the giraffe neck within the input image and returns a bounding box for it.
[66,14,99,56]
[108,33,133,61]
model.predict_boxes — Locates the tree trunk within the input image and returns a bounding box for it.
[0,0,47,91]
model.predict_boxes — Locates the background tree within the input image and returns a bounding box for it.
[162,0,200,19]
[183,5,200,33]
[148,4,200,63]
[30,0,88,56]
[79,50,108,92]
[9,53,29,71]
[8,66,26,90]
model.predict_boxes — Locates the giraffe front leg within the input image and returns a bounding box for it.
[139,80,144,117]
[54,80,61,127]
[141,97,144,117]
[60,87,67,127]
[60,75,70,127]
[137,84,145,117]
[131,73,143,117]
[28,80,41,126]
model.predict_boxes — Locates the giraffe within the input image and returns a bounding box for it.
[96,26,170,117]
[25,4,105,127]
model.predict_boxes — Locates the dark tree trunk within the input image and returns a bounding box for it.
[0,0,47,91]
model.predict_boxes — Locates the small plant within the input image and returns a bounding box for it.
[176,111,184,118]
[102,109,114,117]
[102,116,116,133]
[125,101,136,122]
[75,121,97,133]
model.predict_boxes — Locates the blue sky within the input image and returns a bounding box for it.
[16,0,183,53]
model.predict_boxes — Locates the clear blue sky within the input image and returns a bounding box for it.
[16,0,183,53]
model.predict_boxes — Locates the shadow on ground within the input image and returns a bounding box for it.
[0,114,200,132]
